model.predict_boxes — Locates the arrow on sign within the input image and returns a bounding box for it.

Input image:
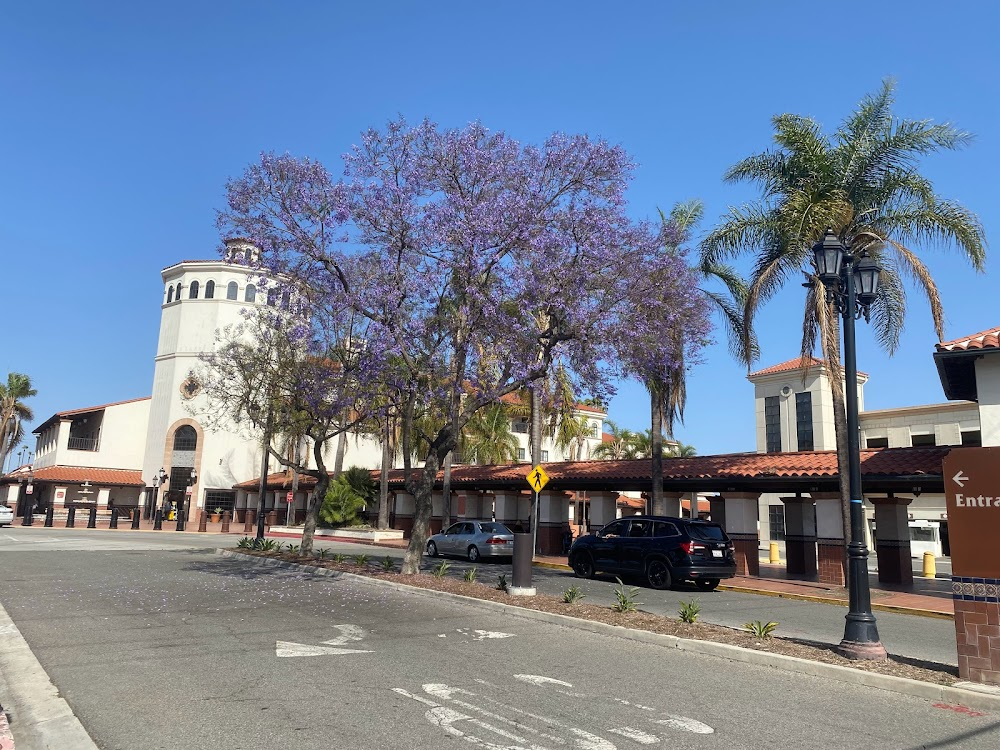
[953,470,969,488]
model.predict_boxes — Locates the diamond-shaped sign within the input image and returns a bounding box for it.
[526,465,549,492]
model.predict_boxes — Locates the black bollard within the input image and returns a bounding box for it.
[175,505,186,532]
[66,506,76,528]
[510,532,536,596]
[87,505,97,528]
[131,507,141,529]
[153,509,163,530]
[109,507,119,529]
[44,504,54,527]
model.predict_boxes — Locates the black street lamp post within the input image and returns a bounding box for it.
[152,468,167,531]
[177,467,197,532]
[19,466,34,526]
[812,228,887,661]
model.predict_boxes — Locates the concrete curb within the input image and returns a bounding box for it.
[217,549,1000,713]
[717,583,955,620]
[0,601,99,750]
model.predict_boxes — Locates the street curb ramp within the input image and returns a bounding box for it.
[218,549,1000,713]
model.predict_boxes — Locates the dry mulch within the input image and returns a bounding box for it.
[233,549,958,686]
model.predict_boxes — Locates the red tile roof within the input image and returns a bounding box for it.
[936,326,1000,353]
[380,447,948,490]
[34,397,151,434]
[233,472,319,491]
[1,466,144,486]
[499,392,606,415]
[749,356,867,379]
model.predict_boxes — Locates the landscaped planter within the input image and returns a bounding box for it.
[268,525,405,542]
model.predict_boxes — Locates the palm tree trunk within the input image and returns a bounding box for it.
[378,417,391,530]
[650,393,663,515]
[334,430,347,476]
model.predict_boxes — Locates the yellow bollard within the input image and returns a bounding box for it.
[769,541,780,564]
[922,550,936,578]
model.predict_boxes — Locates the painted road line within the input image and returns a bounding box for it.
[275,641,374,658]
[607,727,660,744]
[0,600,99,749]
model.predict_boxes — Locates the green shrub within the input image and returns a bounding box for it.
[381,555,396,572]
[496,574,509,592]
[432,560,450,578]
[319,476,368,527]
[236,537,252,549]
[678,599,701,624]
[611,577,640,613]
[463,567,478,583]
[316,548,330,560]
[354,553,371,567]
[332,553,347,563]
[285,543,301,554]
[744,620,779,639]
[562,586,585,604]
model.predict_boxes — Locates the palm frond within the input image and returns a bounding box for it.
[866,259,907,354]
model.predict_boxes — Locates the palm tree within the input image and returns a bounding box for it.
[554,414,591,461]
[460,403,520,465]
[591,420,642,460]
[645,202,755,514]
[1,373,36,469]
[668,442,697,458]
[702,79,986,542]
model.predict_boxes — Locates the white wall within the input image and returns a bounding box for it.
[859,403,979,448]
[976,356,1000,447]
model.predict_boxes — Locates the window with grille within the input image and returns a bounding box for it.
[795,392,813,451]
[205,491,236,513]
[189,280,200,299]
[173,425,197,451]
[765,396,781,453]
[227,281,238,300]
[245,284,256,303]
[205,280,215,299]
[517,448,526,461]
[768,505,785,541]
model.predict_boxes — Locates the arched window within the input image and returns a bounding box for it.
[245,284,256,303]
[280,290,290,309]
[166,286,174,303]
[226,281,238,300]
[189,280,200,299]
[266,287,278,306]
[173,425,197,451]
[175,283,182,300]
[205,280,215,299]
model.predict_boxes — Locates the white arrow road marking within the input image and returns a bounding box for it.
[471,687,615,749]
[423,685,566,745]
[652,716,715,735]
[322,624,366,646]
[954,470,969,488]
[275,641,374,658]
[453,628,516,641]
[513,675,574,688]
[607,727,659,744]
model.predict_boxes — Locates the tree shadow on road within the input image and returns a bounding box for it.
[180,556,347,583]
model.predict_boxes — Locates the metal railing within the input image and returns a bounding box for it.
[67,436,99,451]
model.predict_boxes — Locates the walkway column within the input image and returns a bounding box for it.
[537,491,571,555]
[587,491,618,529]
[653,491,683,518]
[457,491,483,521]
[721,492,760,576]
[493,491,524,531]
[393,491,415,537]
[709,495,725,529]
[813,492,847,586]
[430,491,445,534]
[869,494,914,587]
[781,495,817,578]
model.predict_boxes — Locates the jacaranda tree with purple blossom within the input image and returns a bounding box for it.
[219,118,712,573]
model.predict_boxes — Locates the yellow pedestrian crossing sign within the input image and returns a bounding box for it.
[526,465,550,492]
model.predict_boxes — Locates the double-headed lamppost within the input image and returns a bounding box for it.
[177,467,197,532]
[152,468,168,530]
[20,465,35,526]
[812,228,887,661]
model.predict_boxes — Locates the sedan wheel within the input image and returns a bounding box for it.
[426,541,438,557]
[646,559,673,590]
[468,545,480,563]
[695,578,721,591]
[572,552,596,579]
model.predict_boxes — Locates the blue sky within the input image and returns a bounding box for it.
[2,1,997,463]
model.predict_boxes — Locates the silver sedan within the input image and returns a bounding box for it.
[426,520,515,562]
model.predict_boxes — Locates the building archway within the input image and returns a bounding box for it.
[161,418,204,524]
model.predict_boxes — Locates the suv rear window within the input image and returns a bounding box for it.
[687,523,726,541]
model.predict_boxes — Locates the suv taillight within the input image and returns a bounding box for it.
[679,541,706,556]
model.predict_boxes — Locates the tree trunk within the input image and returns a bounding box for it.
[441,451,453,529]
[402,451,442,574]
[378,418,391,530]
[334,430,348,476]
[650,392,663,515]
[299,440,329,557]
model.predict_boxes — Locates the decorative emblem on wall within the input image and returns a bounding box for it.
[180,375,202,400]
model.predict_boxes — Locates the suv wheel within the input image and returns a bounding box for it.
[572,552,595,579]
[695,578,720,591]
[645,559,673,590]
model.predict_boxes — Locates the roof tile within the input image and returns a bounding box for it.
[2,466,144,486]
[937,325,1000,353]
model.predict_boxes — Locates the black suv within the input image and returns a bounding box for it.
[568,515,736,591]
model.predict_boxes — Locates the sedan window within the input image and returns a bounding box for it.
[444,524,464,535]
[479,522,511,534]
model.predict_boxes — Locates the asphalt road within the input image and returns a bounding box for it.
[0,533,996,749]
[0,527,959,667]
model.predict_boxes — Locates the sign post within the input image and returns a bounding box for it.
[526,465,550,556]
[943,447,1000,686]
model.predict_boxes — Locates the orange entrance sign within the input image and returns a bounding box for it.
[942,447,1000,578]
